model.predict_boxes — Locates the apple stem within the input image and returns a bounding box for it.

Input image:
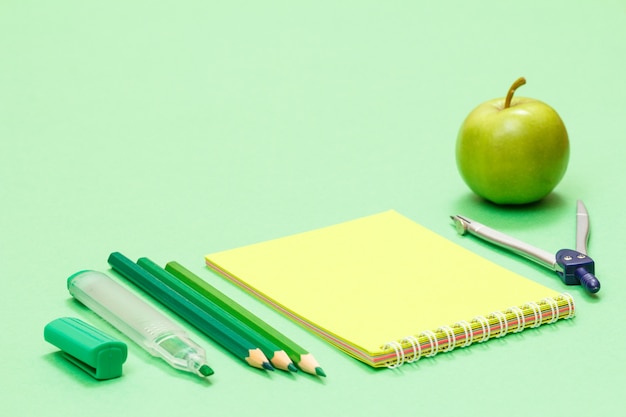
[504,77,527,109]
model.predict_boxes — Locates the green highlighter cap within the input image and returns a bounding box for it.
[44,317,128,380]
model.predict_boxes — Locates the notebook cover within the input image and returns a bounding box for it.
[205,210,574,368]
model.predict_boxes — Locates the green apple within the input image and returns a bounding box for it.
[456,77,570,205]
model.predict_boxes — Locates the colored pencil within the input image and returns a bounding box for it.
[137,257,297,372]
[107,252,273,371]
[165,261,326,377]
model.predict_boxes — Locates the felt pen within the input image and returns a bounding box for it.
[68,270,214,377]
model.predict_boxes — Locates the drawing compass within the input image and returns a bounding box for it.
[451,200,601,293]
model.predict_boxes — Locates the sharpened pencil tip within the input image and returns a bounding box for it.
[247,348,273,370]
[297,353,324,376]
[287,363,299,372]
[270,350,296,372]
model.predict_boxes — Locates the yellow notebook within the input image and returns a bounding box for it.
[205,210,575,368]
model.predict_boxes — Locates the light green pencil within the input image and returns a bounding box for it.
[165,261,326,377]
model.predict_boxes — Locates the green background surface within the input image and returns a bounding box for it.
[2,1,625,416]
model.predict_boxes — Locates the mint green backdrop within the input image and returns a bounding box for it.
[2,1,625,416]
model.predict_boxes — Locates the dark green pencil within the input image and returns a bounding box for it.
[165,261,326,377]
[137,257,297,372]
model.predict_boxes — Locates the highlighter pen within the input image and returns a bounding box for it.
[68,270,214,377]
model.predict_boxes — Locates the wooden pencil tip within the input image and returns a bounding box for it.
[297,353,325,376]
[270,350,297,372]
[246,348,274,370]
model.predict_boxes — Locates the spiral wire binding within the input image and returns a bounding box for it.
[490,311,508,338]
[473,315,491,342]
[383,293,575,368]
[524,301,543,328]
[542,297,559,324]
[562,293,575,319]
[437,326,456,352]
[420,330,439,357]
[507,306,525,333]
[382,340,404,369]
[401,335,422,363]
[456,320,473,347]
